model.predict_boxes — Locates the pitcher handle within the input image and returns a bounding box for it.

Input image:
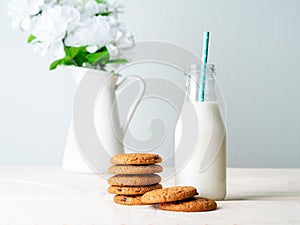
[115,75,146,135]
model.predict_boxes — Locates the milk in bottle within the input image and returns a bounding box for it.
[175,64,226,200]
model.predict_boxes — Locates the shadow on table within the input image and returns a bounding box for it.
[225,191,300,201]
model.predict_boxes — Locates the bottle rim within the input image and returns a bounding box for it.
[185,64,216,75]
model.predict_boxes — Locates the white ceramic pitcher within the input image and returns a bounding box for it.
[62,66,145,173]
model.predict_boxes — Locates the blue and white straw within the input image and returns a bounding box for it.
[200,31,210,102]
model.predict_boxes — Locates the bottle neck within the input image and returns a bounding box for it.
[185,64,216,102]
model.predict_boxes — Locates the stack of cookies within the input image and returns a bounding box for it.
[107,153,217,212]
[107,153,163,205]
[141,186,217,212]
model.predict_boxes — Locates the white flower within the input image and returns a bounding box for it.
[82,0,102,16]
[7,0,44,30]
[8,0,134,69]
[32,5,80,58]
[59,0,108,17]
[106,44,119,59]
[106,21,134,60]
[107,1,123,17]
[114,24,134,49]
[58,0,84,8]
[65,16,116,52]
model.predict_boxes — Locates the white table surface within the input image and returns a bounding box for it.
[0,167,299,225]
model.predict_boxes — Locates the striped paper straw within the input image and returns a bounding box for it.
[200,31,210,102]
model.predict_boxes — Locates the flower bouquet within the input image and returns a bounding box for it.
[8,0,134,71]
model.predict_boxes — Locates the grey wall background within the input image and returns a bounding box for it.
[0,0,299,167]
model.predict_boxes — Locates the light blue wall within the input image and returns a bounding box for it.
[1,0,300,167]
[0,4,75,165]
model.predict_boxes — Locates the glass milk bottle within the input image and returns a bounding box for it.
[175,64,226,200]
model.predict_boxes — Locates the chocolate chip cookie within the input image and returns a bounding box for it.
[108,174,161,186]
[113,195,149,205]
[110,153,162,165]
[141,186,197,203]
[159,197,217,212]
[108,184,162,195]
[108,164,163,174]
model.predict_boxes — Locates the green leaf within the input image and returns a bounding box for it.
[99,11,112,16]
[86,51,110,64]
[49,59,64,70]
[65,47,79,58]
[27,34,36,43]
[65,46,87,58]
[50,46,113,70]
[62,57,77,66]
[49,57,77,70]
[74,52,88,66]
[95,0,104,3]
[107,59,128,64]
[62,46,89,66]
